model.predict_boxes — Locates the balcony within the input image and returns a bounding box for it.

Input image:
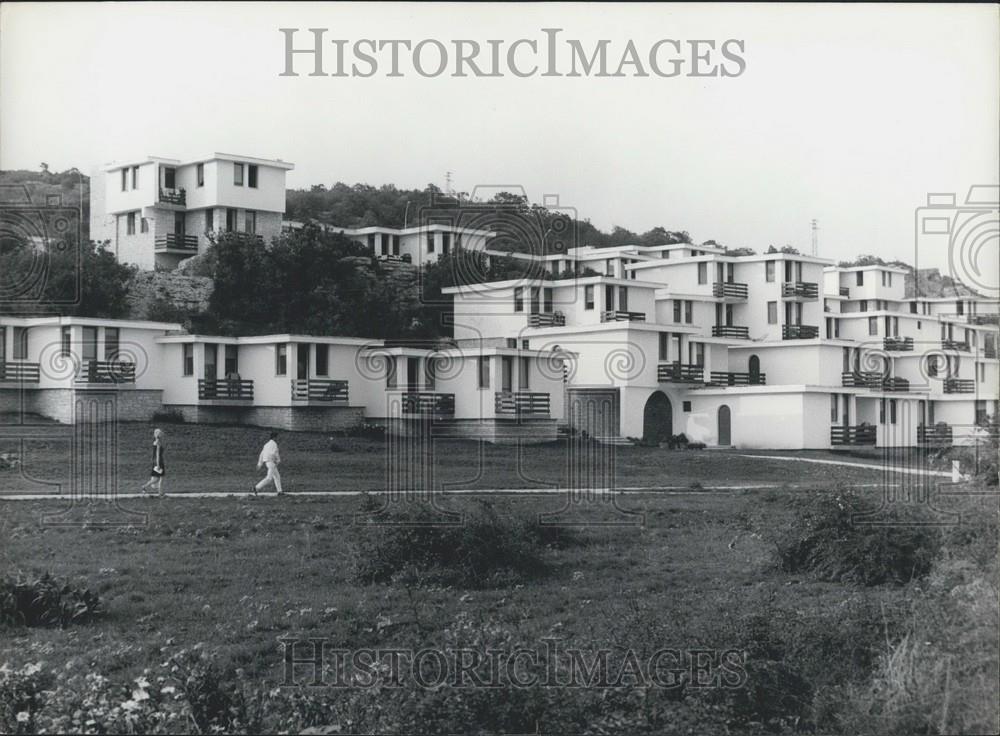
[942,339,970,352]
[839,286,850,298]
[76,360,135,384]
[708,371,766,386]
[291,379,349,404]
[528,312,566,328]
[943,378,975,394]
[711,325,750,340]
[781,281,819,300]
[884,336,914,352]
[984,346,998,360]
[601,310,646,323]
[658,362,704,383]
[154,233,198,251]
[782,324,819,340]
[968,314,999,325]
[494,391,550,416]
[0,361,41,383]
[712,281,748,300]
[831,424,877,446]
[158,187,186,206]
[918,423,953,446]
[401,392,455,416]
[841,372,910,392]
[881,377,910,393]
[199,379,253,401]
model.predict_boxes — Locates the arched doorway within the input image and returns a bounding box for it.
[748,355,760,382]
[643,391,673,444]
[717,405,732,446]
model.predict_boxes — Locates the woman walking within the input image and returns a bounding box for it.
[140,428,166,497]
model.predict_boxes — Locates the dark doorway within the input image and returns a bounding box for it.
[642,391,673,444]
[718,405,732,446]
[748,355,761,381]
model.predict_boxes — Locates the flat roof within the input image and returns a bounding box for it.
[103,152,294,172]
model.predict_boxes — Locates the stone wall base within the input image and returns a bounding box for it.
[163,404,365,432]
[385,417,558,445]
[0,388,164,423]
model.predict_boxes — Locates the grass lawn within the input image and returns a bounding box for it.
[0,420,890,496]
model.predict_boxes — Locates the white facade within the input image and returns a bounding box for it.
[90,153,294,271]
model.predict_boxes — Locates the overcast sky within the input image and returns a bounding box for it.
[1,2,997,270]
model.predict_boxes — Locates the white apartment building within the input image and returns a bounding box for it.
[90,153,294,270]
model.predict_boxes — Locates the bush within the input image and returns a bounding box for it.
[0,573,100,628]
[351,500,577,587]
[764,491,941,585]
[151,408,186,424]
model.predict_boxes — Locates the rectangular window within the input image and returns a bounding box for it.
[673,300,681,322]
[543,287,553,313]
[197,163,204,187]
[205,208,214,233]
[442,233,451,255]
[530,287,540,315]
[856,271,864,286]
[121,168,128,191]
[767,301,777,324]
[887,272,893,287]
[315,344,329,376]
[685,300,693,324]
[910,301,918,314]
[385,356,397,388]
[234,163,244,186]
[244,210,256,234]
[514,286,524,312]
[477,356,490,389]
[691,342,705,367]
[224,345,239,376]
[275,344,287,375]
[140,217,149,234]
[126,212,136,235]
[392,235,400,255]
[182,343,193,376]
[956,300,965,315]
[59,326,71,357]
[890,399,897,425]
[163,166,176,189]
[659,332,668,361]
[617,287,628,312]
[682,401,691,412]
[104,328,119,360]
[868,316,878,335]
[12,327,27,360]
[427,233,435,253]
[380,233,389,255]
[519,356,530,389]
[584,285,594,310]
[765,261,775,282]
[226,208,237,232]
[860,300,868,312]
[830,394,838,423]
[248,164,258,188]
[697,262,707,284]
[131,166,138,189]
[605,259,613,276]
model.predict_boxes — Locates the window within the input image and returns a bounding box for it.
[197,163,204,187]
[275,344,287,375]
[379,233,389,256]
[12,328,27,360]
[427,233,435,253]
[224,345,238,376]
[859,300,868,312]
[182,343,194,376]
[659,332,668,361]
[104,328,119,360]
[765,261,775,282]
[584,285,594,310]
[513,286,524,312]
[956,300,965,315]
[697,262,707,284]
[367,233,376,251]
[685,300,693,324]
[131,166,138,189]
[530,287,540,314]
[477,356,490,389]
[881,271,887,287]
[244,210,257,234]
[163,166,176,189]
[868,316,878,335]
[691,342,705,367]
[856,271,864,286]
[315,344,329,376]
[519,356,530,389]
[121,168,128,191]
[392,235,400,255]
[126,212,136,235]
[910,301,918,314]
[682,401,691,412]
[887,272,893,287]
[831,394,838,423]
[506,338,517,349]
[140,217,149,234]
[617,287,627,312]
[767,301,777,324]
[60,327,71,357]
[605,259,613,276]
[234,163,244,186]
[226,208,238,232]
[385,356,397,388]
[543,287,553,313]
[442,233,450,255]
[889,399,898,425]
[248,165,258,188]
[880,399,885,424]
[205,209,214,233]
[673,300,682,322]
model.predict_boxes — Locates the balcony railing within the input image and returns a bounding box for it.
[76,360,136,384]
[782,324,819,340]
[401,392,455,416]
[708,371,767,386]
[781,281,819,299]
[881,377,910,392]
[712,281,749,300]
[711,325,750,339]
[658,362,704,383]
[943,378,975,394]
[494,391,550,416]
[918,423,953,446]
[840,372,910,392]
[942,339,970,352]
[199,379,254,401]
[884,336,914,352]
[985,346,998,359]
[528,312,566,328]
[601,310,646,323]
[154,233,198,251]
[831,424,877,446]
[158,187,186,206]
[968,314,999,325]
[0,361,41,382]
[839,286,850,297]
[291,379,349,403]
[376,253,412,264]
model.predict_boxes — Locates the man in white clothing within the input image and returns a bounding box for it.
[254,431,283,495]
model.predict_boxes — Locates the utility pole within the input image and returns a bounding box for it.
[444,171,453,196]
[811,219,818,256]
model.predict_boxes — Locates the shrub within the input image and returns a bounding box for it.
[151,408,186,424]
[351,500,577,587]
[0,573,100,628]
[763,491,941,586]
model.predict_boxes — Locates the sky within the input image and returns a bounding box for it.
[1,2,997,272]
